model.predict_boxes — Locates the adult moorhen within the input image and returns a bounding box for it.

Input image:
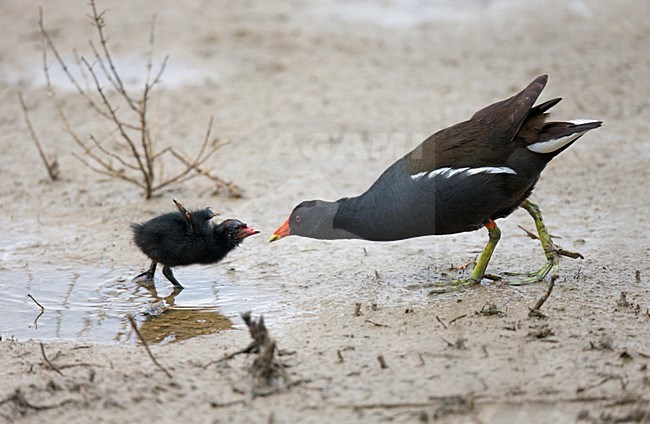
[270,75,601,289]
[132,200,259,289]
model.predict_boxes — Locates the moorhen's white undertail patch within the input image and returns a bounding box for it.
[270,75,601,291]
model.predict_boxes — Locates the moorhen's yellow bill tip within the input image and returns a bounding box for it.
[269,217,291,243]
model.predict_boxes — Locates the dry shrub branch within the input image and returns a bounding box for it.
[18,92,60,181]
[38,1,241,199]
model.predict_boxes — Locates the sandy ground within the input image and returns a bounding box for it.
[1,0,650,422]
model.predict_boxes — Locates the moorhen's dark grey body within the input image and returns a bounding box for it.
[132,205,259,289]
[271,75,601,289]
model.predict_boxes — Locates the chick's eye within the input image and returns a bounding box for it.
[295,215,301,224]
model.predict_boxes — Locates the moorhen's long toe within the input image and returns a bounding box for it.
[131,200,259,289]
[271,75,601,290]
[504,199,583,285]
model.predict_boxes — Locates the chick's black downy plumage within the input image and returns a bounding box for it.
[131,205,259,289]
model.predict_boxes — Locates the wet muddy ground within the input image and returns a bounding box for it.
[1,0,649,422]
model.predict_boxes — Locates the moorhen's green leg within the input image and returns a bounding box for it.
[507,199,559,285]
[134,261,157,282]
[469,220,501,282]
[431,220,501,293]
[162,265,185,289]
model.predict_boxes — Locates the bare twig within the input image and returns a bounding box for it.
[518,226,583,259]
[80,56,151,189]
[88,134,140,171]
[87,40,120,102]
[40,343,63,375]
[73,47,92,90]
[173,199,193,233]
[450,256,476,271]
[483,273,502,281]
[532,274,557,310]
[144,15,169,90]
[145,15,156,85]
[529,274,558,318]
[162,145,242,197]
[127,315,172,378]
[435,315,448,329]
[204,312,270,367]
[557,247,584,259]
[27,294,45,311]
[150,55,169,89]
[365,319,390,328]
[88,0,138,111]
[448,314,468,325]
[152,135,223,179]
[71,152,144,187]
[517,225,539,240]
[196,116,215,162]
[18,92,59,180]
[32,310,45,329]
[210,399,247,408]
[28,294,46,328]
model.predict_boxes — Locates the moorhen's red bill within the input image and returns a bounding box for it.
[270,75,601,289]
[132,201,259,289]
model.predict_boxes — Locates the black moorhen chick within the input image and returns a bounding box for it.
[132,202,259,289]
[270,75,601,290]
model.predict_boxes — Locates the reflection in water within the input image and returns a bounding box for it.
[136,306,232,345]
[1,264,282,345]
[129,282,232,345]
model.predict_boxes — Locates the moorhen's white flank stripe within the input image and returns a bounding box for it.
[410,166,517,181]
[527,119,599,154]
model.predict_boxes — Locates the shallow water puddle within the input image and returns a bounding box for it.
[0,264,288,345]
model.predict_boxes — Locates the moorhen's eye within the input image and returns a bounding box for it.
[295,216,301,224]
